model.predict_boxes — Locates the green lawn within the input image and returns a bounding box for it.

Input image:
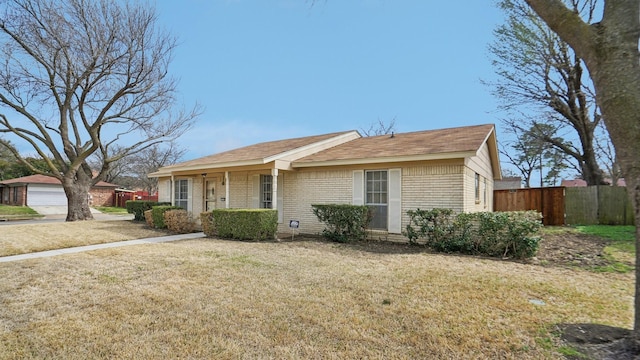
[93,206,128,214]
[0,204,39,215]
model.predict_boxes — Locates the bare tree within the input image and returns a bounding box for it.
[94,142,186,195]
[488,0,607,185]
[360,118,397,136]
[0,0,199,220]
[524,0,640,343]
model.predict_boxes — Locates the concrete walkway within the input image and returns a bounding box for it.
[0,232,206,263]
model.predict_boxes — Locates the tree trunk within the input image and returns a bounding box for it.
[523,0,640,339]
[581,145,604,185]
[63,177,93,221]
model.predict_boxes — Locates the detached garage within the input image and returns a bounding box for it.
[0,174,118,207]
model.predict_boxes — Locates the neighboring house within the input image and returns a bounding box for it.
[0,174,118,207]
[149,124,501,240]
[494,176,522,190]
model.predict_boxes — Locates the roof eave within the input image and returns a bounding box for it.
[292,151,476,168]
[481,126,502,180]
[148,159,266,178]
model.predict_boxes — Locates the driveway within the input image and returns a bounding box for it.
[0,206,134,224]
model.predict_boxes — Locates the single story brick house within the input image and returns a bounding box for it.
[149,124,501,240]
[0,174,118,207]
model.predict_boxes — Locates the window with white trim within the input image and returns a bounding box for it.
[261,175,272,209]
[175,179,189,210]
[366,170,388,230]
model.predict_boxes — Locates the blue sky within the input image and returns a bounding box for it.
[155,0,507,160]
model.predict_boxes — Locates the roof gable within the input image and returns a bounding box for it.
[152,130,360,175]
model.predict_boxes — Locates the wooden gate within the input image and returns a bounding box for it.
[493,187,565,226]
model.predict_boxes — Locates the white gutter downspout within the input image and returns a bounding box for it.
[170,175,175,206]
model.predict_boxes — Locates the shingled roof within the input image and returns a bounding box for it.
[152,130,360,175]
[150,124,499,177]
[293,124,496,166]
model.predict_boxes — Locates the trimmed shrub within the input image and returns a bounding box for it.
[164,209,196,234]
[206,209,277,241]
[144,209,154,228]
[311,204,371,243]
[200,212,216,237]
[405,208,455,250]
[404,209,542,259]
[151,205,183,229]
[126,201,170,221]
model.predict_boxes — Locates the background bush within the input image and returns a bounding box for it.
[200,212,216,237]
[311,204,371,243]
[204,209,277,241]
[404,209,542,259]
[126,201,170,221]
[164,209,196,234]
[144,209,154,228]
[151,205,183,229]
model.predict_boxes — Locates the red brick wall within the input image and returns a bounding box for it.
[0,186,27,206]
[10,186,27,206]
[89,188,115,207]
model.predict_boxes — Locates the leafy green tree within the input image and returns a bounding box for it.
[501,124,571,187]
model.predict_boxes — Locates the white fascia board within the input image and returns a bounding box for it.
[292,151,475,168]
[274,159,293,170]
[148,171,170,178]
[264,131,361,163]
[148,159,265,177]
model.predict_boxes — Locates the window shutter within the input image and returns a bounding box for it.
[388,168,401,234]
[187,178,193,213]
[277,175,284,223]
[352,170,364,205]
[252,174,260,208]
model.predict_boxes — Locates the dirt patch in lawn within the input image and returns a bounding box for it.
[534,231,612,269]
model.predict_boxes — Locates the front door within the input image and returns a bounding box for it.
[205,179,216,211]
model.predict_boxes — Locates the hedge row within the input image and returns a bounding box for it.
[201,209,277,241]
[141,206,196,234]
[404,208,542,259]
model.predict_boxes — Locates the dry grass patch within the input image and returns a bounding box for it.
[0,221,170,256]
[0,238,632,359]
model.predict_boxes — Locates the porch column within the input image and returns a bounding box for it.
[271,168,278,211]
[225,171,230,209]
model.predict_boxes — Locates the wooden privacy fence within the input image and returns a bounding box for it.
[494,186,634,226]
[565,186,634,225]
[493,187,565,226]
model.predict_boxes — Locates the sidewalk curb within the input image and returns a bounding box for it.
[0,232,206,263]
